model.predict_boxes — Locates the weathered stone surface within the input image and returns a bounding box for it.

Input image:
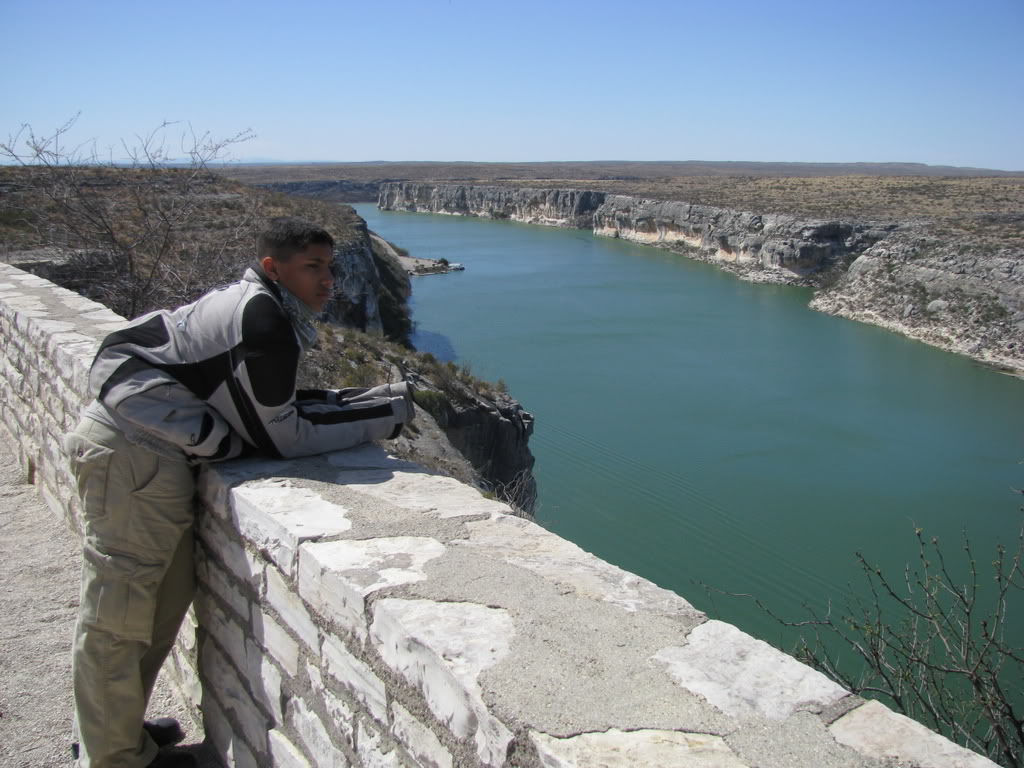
[195,592,247,665]
[460,515,703,617]
[321,635,388,723]
[371,598,514,767]
[269,729,314,768]
[830,700,998,768]
[326,443,421,471]
[203,694,256,768]
[199,510,264,591]
[336,469,509,518]
[531,728,749,768]
[289,698,351,768]
[266,566,320,651]
[230,479,353,577]
[307,662,356,747]
[654,620,847,720]
[201,641,269,756]
[391,702,454,768]
[252,611,300,677]
[245,638,283,724]
[299,536,446,640]
[356,720,403,768]
[198,552,250,621]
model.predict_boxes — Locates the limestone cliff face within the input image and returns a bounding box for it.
[379,183,604,229]
[411,382,537,514]
[592,196,895,281]
[324,211,412,343]
[379,182,890,283]
[379,182,1024,376]
[810,231,1024,375]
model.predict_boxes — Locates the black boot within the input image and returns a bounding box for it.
[71,718,186,760]
[146,750,198,768]
[143,717,186,748]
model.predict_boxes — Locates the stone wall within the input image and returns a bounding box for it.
[0,261,996,768]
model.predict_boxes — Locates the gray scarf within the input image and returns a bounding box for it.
[276,283,320,352]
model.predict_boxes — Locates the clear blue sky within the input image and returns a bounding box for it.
[4,0,1022,170]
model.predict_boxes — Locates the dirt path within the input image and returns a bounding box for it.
[0,435,215,767]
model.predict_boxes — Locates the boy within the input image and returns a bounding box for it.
[64,217,414,767]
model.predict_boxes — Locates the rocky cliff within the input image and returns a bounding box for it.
[296,327,537,515]
[592,196,895,282]
[810,228,1024,374]
[379,182,1024,376]
[379,183,605,230]
[379,182,893,284]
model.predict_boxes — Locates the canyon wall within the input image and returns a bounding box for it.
[379,182,1024,376]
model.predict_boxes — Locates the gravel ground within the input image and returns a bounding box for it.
[0,436,217,767]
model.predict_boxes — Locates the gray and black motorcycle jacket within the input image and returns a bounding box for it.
[84,268,407,463]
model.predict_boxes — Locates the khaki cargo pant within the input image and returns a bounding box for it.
[64,417,196,768]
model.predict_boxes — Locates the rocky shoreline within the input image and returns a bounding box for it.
[379,182,1024,377]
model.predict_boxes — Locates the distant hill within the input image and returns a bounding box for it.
[218,159,1024,186]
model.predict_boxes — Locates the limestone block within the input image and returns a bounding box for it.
[203,693,258,768]
[53,338,98,392]
[654,621,847,720]
[253,611,300,677]
[298,536,446,640]
[830,700,997,768]
[336,469,510,519]
[199,458,289,513]
[245,637,283,724]
[230,478,353,577]
[198,511,264,592]
[24,362,39,396]
[11,298,46,325]
[531,729,748,768]
[198,550,251,621]
[326,444,422,470]
[321,635,388,723]
[1,357,24,392]
[289,697,351,768]
[460,516,704,618]
[201,640,269,755]
[269,729,314,768]
[179,605,198,652]
[45,329,96,359]
[307,662,356,747]
[172,647,203,706]
[195,593,247,673]
[266,566,320,651]
[391,702,453,768]
[27,319,76,352]
[370,598,514,767]
[357,720,403,768]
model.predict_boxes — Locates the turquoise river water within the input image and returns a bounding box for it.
[354,203,1024,651]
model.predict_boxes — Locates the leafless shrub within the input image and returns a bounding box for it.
[705,518,1024,766]
[1,115,255,317]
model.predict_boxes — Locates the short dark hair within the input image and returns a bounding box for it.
[258,217,334,262]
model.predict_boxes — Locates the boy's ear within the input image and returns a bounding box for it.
[261,256,279,280]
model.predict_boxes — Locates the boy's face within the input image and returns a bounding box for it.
[262,244,335,312]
